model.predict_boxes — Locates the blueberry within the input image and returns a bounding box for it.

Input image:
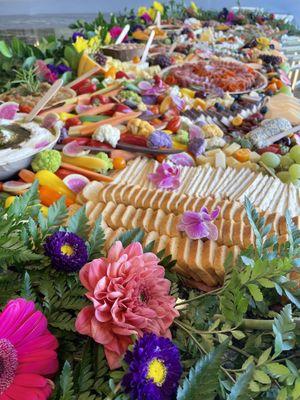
[265,90,274,96]
[269,44,275,49]
[230,103,239,111]
[260,106,268,114]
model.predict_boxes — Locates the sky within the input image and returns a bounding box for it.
[0,0,299,23]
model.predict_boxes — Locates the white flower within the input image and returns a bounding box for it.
[93,124,120,148]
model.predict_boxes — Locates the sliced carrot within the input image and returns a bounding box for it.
[61,162,114,182]
[18,169,36,183]
[39,185,74,207]
[68,112,141,136]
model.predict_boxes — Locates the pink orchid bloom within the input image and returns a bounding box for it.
[148,162,181,191]
[177,207,220,240]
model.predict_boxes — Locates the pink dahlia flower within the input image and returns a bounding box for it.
[177,207,220,240]
[0,298,58,399]
[148,162,181,191]
[75,241,179,369]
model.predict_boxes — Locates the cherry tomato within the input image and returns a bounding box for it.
[113,157,126,170]
[65,117,82,129]
[166,116,181,133]
[19,104,32,113]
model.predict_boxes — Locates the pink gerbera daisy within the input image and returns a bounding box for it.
[0,298,58,400]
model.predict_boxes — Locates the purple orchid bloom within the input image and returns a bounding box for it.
[177,207,220,240]
[148,162,181,190]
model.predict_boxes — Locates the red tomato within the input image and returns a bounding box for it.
[65,117,82,129]
[87,139,113,149]
[19,104,32,113]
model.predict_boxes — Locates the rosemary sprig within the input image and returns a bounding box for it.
[10,67,41,95]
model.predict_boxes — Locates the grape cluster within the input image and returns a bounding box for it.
[150,54,172,69]
[94,51,107,66]
[259,54,282,65]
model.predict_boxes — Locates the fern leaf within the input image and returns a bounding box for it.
[67,206,89,240]
[177,341,228,400]
[20,272,35,300]
[7,180,39,218]
[88,215,105,260]
[117,228,144,247]
[59,361,75,400]
[273,304,296,356]
[227,365,254,400]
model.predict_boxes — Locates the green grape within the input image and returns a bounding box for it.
[289,164,300,180]
[261,152,281,169]
[280,154,294,170]
[289,145,300,163]
[276,171,290,183]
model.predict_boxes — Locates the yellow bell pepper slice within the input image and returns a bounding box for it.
[59,112,76,122]
[35,170,76,201]
[62,155,106,172]
[180,88,195,98]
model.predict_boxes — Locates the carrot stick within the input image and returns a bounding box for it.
[61,162,114,182]
[68,112,141,136]
[77,103,115,117]
[18,169,36,183]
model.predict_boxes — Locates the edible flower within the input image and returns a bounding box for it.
[257,37,270,49]
[122,333,182,400]
[73,36,89,53]
[47,63,72,76]
[72,31,86,43]
[109,26,124,40]
[188,137,206,156]
[35,60,58,83]
[153,1,164,14]
[148,162,181,190]
[148,7,157,21]
[44,231,88,272]
[104,32,112,45]
[75,241,179,369]
[141,12,153,24]
[0,298,58,399]
[137,6,148,17]
[177,207,220,240]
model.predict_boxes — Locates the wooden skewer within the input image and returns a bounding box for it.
[141,30,155,64]
[25,79,63,122]
[65,66,104,89]
[115,24,130,44]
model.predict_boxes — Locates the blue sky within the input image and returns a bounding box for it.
[0,0,299,23]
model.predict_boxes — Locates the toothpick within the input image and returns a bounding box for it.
[115,24,130,44]
[141,30,155,64]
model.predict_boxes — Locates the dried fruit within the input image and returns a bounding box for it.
[232,115,244,127]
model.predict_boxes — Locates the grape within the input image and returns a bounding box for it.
[289,164,300,180]
[276,171,290,183]
[289,145,300,163]
[291,179,300,188]
[261,152,281,169]
[280,154,294,170]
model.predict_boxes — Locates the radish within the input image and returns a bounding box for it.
[63,174,90,193]
[63,141,90,157]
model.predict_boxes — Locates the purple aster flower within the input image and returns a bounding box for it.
[177,207,220,240]
[147,131,172,149]
[122,333,182,400]
[44,231,88,272]
[72,31,86,42]
[148,162,181,191]
[131,24,145,33]
[188,137,206,157]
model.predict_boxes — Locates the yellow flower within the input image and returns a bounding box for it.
[137,6,148,17]
[148,7,156,21]
[153,1,164,14]
[257,37,270,49]
[88,36,100,51]
[190,1,198,14]
[73,36,88,53]
[104,32,111,45]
